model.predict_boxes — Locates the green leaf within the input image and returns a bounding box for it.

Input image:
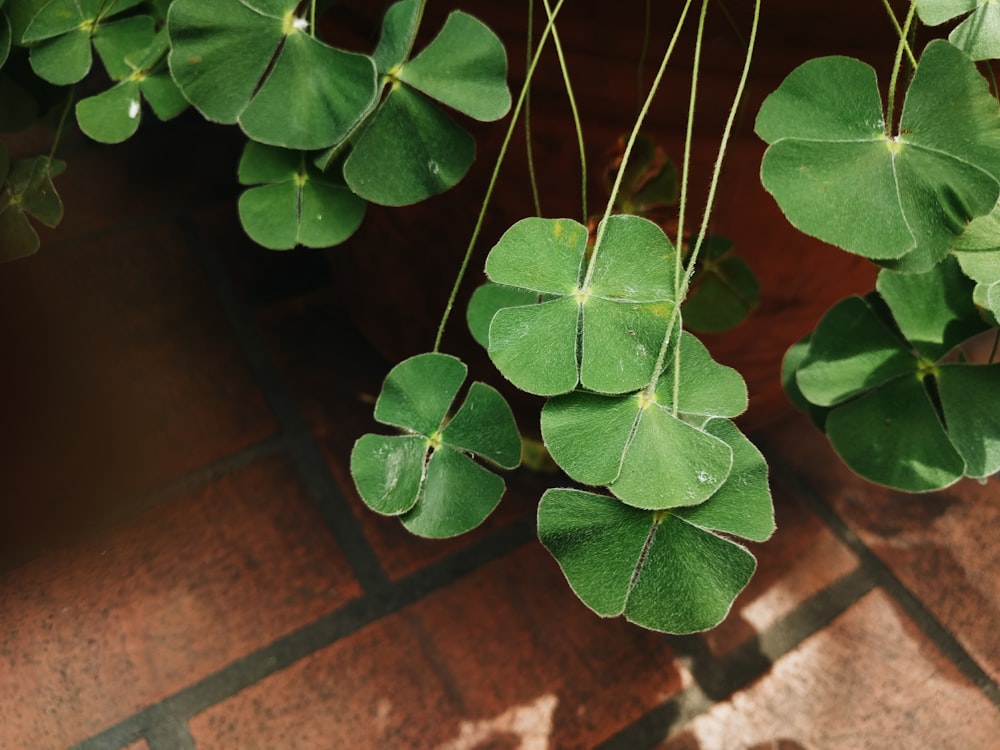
[92,14,155,80]
[826,373,965,491]
[674,419,775,543]
[541,333,741,510]
[29,27,92,84]
[167,0,378,150]
[538,488,757,633]
[683,238,760,333]
[0,155,64,261]
[876,255,989,361]
[485,215,677,396]
[936,363,1000,478]
[757,40,1000,271]
[780,335,831,429]
[342,84,475,206]
[350,353,521,538]
[796,296,917,407]
[75,79,142,143]
[396,10,510,122]
[372,0,420,74]
[1,11,12,68]
[466,280,539,348]
[916,0,1000,60]
[237,141,366,250]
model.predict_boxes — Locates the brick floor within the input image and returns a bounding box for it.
[2,10,1000,748]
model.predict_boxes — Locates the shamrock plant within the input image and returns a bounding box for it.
[4,0,999,635]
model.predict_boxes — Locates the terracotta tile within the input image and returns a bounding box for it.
[0,222,276,567]
[191,543,686,750]
[0,456,361,750]
[700,475,859,656]
[764,413,1000,683]
[661,589,1000,750]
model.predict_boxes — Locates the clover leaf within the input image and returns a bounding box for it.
[757,40,1000,273]
[0,152,64,261]
[682,237,760,333]
[790,257,997,490]
[540,332,744,509]
[915,0,1000,60]
[350,353,521,538]
[466,280,540,349]
[167,0,378,150]
[341,1,510,206]
[21,0,144,84]
[76,23,187,143]
[537,435,771,635]
[237,141,366,250]
[484,214,677,396]
[954,202,1000,322]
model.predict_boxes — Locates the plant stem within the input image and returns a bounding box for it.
[541,0,587,223]
[581,0,696,293]
[648,0,760,407]
[432,0,568,353]
[310,0,317,37]
[880,0,917,68]
[674,0,710,296]
[885,1,917,137]
[46,86,76,166]
[525,0,542,215]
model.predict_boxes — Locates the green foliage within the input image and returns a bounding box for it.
[484,215,677,396]
[350,353,521,538]
[757,40,1000,272]
[0,148,64,260]
[915,0,1000,60]
[786,257,997,491]
[682,237,760,333]
[237,141,365,250]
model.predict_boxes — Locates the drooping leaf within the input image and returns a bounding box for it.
[22,0,144,84]
[683,237,760,333]
[350,353,521,538]
[603,133,679,215]
[825,373,965,491]
[537,488,757,633]
[0,154,64,261]
[1,10,12,68]
[790,266,996,490]
[237,141,365,250]
[341,6,509,206]
[395,10,510,122]
[540,332,742,509]
[757,40,1000,272]
[342,84,475,206]
[167,0,378,149]
[485,215,677,396]
[915,0,1000,60]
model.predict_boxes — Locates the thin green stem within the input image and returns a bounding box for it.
[674,0,710,297]
[581,0,696,293]
[880,0,917,68]
[886,2,917,137]
[637,0,652,114]
[433,0,568,353]
[649,0,760,406]
[541,0,587,222]
[712,0,746,47]
[310,0,317,38]
[46,86,76,166]
[525,0,542,215]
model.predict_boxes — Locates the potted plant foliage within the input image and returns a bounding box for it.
[1,0,997,634]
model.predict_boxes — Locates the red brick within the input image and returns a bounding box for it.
[190,543,685,749]
[701,474,858,656]
[662,589,1000,749]
[0,456,361,750]
[0,222,276,566]
[765,413,1000,683]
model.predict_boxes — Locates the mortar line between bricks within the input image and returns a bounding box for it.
[767,450,1000,709]
[176,216,390,593]
[595,565,876,750]
[70,515,536,750]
